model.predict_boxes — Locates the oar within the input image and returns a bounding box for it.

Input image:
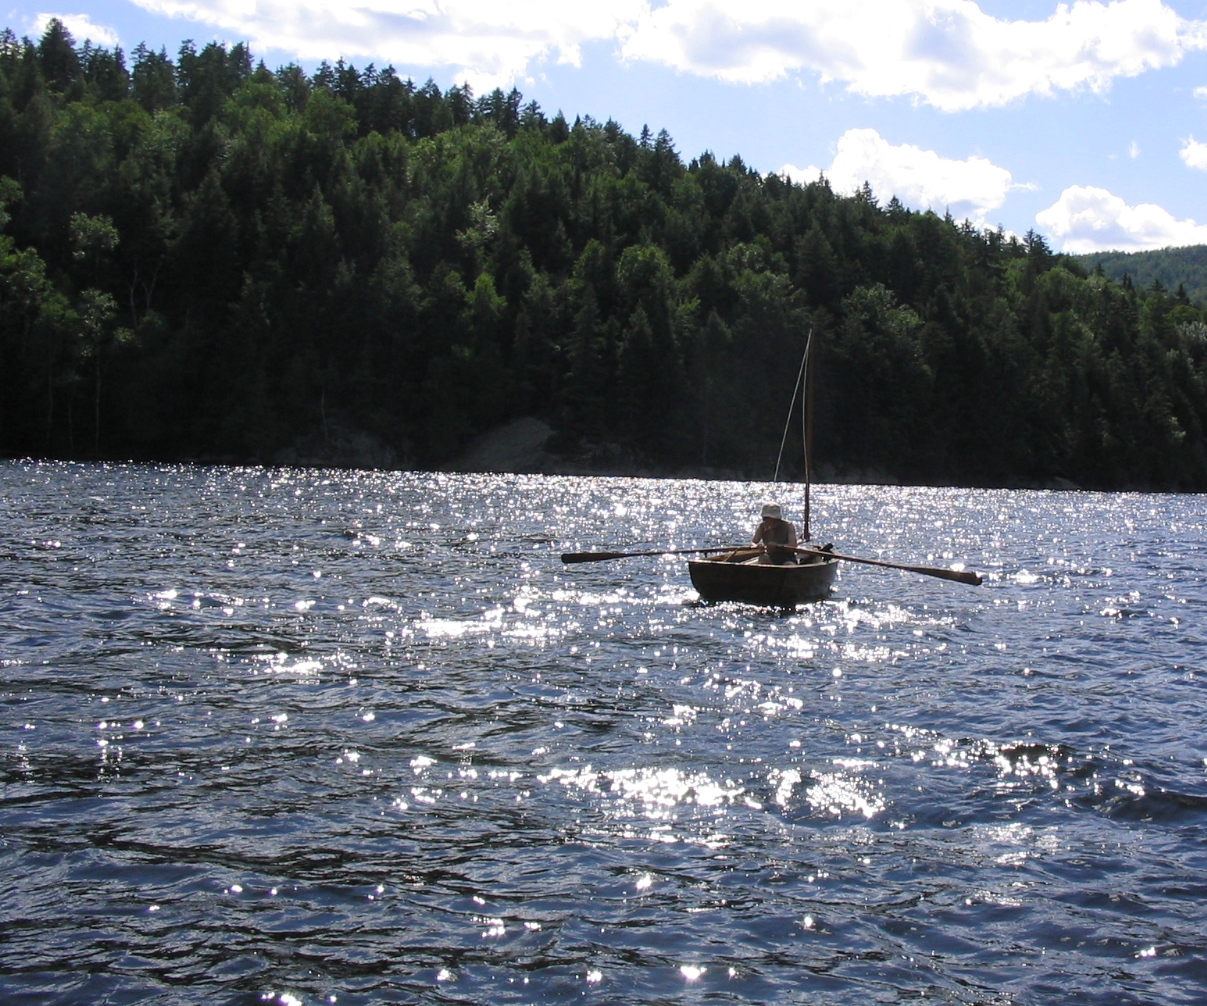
[561,545,752,564]
[791,545,983,586]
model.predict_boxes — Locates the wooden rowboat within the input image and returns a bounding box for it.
[689,548,838,608]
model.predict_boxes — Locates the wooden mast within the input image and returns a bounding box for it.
[802,328,814,542]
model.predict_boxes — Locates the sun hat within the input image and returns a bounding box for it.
[761,503,782,520]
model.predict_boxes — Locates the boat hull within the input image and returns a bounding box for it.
[688,555,838,607]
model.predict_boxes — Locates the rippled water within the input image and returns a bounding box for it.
[2,461,1206,1005]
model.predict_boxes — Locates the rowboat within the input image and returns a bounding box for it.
[688,548,838,607]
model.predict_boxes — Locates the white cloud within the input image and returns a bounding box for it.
[32,12,121,47]
[621,0,1206,111]
[1129,141,1141,159]
[780,163,826,186]
[1036,185,1207,252]
[130,0,645,91]
[1180,136,1207,170]
[781,128,1017,226]
[123,0,1207,107]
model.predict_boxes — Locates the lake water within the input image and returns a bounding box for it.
[2,461,1206,1005]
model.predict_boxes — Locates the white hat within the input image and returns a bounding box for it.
[761,503,782,520]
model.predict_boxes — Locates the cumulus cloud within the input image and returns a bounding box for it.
[781,128,1017,226]
[621,0,1206,110]
[125,0,1206,107]
[1180,136,1207,170]
[1036,185,1207,252]
[130,0,645,91]
[32,12,121,47]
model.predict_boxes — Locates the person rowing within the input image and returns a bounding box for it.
[752,503,798,564]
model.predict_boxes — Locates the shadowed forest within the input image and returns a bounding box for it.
[3,21,1207,489]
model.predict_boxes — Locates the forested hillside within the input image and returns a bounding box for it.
[3,21,1207,489]
[1074,246,1207,309]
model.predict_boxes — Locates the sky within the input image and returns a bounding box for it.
[5,0,1207,253]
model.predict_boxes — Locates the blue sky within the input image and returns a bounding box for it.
[6,0,1207,252]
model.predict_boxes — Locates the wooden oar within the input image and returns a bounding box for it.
[791,545,983,586]
[561,545,750,564]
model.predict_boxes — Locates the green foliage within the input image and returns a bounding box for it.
[0,25,1206,488]
[1074,246,1207,308]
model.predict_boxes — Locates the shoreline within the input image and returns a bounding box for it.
[4,449,1181,494]
[1,414,1186,494]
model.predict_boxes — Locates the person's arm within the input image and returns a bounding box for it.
[786,522,798,547]
[751,521,765,545]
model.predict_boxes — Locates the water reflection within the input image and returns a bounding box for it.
[3,463,1207,1005]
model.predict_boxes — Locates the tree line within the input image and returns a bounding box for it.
[3,20,1207,490]
[1074,246,1207,311]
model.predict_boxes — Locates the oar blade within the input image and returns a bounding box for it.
[561,551,631,564]
[908,565,983,586]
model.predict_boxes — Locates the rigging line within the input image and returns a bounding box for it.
[773,333,810,484]
[802,327,814,541]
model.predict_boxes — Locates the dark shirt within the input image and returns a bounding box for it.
[754,517,796,547]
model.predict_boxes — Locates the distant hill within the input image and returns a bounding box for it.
[1073,246,1207,305]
